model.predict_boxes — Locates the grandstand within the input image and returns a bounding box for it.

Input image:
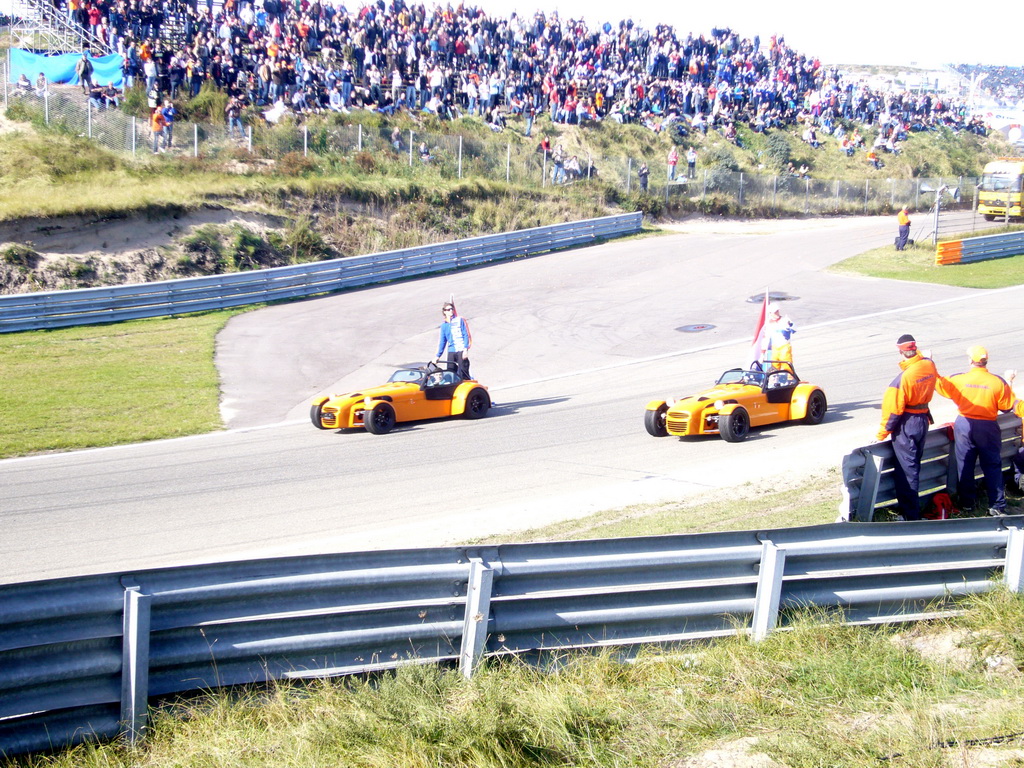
[3,0,989,144]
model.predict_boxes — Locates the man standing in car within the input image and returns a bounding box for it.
[434,301,472,379]
[876,334,938,520]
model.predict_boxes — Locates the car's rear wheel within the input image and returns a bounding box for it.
[720,407,750,442]
[644,404,668,437]
[464,388,490,419]
[803,390,827,425]
[364,401,396,434]
[310,400,328,429]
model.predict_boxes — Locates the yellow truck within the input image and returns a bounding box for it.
[977,157,1024,220]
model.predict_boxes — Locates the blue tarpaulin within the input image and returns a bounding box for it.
[8,48,124,88]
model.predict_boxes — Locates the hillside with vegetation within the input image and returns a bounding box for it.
[0,93,1014,294]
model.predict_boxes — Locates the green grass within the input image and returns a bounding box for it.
[829,232,1024,288]
[5,586,1023,768]
[0,312,237,457]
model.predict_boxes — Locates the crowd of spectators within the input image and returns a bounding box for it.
[45,0,987,146]
[953,64,1024,108]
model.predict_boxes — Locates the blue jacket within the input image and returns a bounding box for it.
[436,315,471,357]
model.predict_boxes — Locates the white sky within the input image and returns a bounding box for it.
[0,0,1016,67]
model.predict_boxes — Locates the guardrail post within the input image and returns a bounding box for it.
[1005,528,1024,593]
[752,541,786,641]
[855,451,886,522]
[459,558,494,678]
[120,580,152,742]
[458,135,463,179]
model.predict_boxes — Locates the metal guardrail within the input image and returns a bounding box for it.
[0,213,642,333]
[840,412,1023,521]
[935,230,1024,265]
[1,518,1022,757]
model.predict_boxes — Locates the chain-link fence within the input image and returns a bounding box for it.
[1,58,979,219]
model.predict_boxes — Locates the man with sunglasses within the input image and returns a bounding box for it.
[434,302,472,379]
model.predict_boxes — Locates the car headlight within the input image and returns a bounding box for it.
[364,396,372,408]
[666,397,676,407]
[714,400,724,409]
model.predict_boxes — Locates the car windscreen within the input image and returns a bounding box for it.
[718,369,764,386]
[388,369,424,383]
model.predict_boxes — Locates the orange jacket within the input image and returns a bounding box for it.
[936,366,1015,420]
[878,353,937,440]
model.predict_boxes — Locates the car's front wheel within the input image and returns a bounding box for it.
[464,388,490,419]
[310,400,328,430]
[644,404,668,437]
[720,407,750,442]
[803,390,827,425]
[364,401,396,434]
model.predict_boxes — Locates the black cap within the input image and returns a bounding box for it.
[897,334,916,345]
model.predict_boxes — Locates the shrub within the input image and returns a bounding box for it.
[280,215,331,262]
[278,151,317,176]
[704,145,740,172]
[354,151,376,173]
[179,80,230,124]
[178,225,226,274]
[229,227,283,270]
[765,133,792,169]
[2,243,41,269]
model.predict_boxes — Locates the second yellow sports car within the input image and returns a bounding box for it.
[644,367,827,442]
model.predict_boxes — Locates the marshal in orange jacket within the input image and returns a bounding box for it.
[877,353,938,440]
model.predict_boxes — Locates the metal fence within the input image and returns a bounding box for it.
[0,213,642,332]
[840,412,1023,522]
[0,59,980,216]
[1,517,1022,757]
[936,230,1024,265]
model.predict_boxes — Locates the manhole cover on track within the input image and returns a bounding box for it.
[676,323,716,333]
[746,292,799,304]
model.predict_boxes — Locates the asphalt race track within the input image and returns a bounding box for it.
[2,212,1021,584]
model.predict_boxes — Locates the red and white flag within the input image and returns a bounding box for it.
[748,290,768,368]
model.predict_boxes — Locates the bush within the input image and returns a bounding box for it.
[178,225,226,274]
[704,145,740,172]
[179,80,229,124]
[278,151,317,176]
[2,243,41,269]
[354,151,376,173]
[229,227,284,270]
[278,215,331,262]
[765,133,792,169]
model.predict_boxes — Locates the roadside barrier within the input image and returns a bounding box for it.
[0,213,641,333]
[1,518,1023,757]
[840,412,1023,521]
[935,230,1024,265]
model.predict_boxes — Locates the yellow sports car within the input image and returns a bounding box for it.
[644,367,827,442]
[310,363,491,434]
